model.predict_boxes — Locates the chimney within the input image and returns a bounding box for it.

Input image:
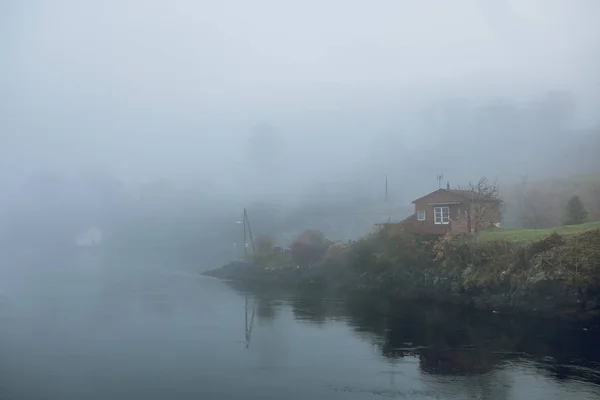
[446,181,450,190]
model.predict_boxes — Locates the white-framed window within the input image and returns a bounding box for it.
[417,210,425,221]
[434,206,450,224]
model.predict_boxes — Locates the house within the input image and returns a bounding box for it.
[397,186,501,236]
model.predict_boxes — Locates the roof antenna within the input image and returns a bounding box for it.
[436,173,444,189]
[385,174,389,204]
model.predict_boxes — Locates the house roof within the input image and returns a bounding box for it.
[411,188,498,204]
[401,213,416,222]
[448,189,499,202]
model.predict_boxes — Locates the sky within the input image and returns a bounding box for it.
[2,0,599,184]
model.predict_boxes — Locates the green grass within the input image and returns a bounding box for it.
[478,221,600,243]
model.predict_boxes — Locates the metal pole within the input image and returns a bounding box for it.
[245,208,256,255]
[243,209,247,258]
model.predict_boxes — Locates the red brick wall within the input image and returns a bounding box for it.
[450,214,470,235]
[400,189,500,235]
[410,190,469,235]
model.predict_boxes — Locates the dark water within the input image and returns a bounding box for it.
[1,255,600,399]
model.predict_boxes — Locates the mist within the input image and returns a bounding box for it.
[1,0,599,268]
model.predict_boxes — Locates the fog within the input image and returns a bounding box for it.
[1,0,600,268]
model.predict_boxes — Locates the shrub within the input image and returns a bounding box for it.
[290,230,330,266]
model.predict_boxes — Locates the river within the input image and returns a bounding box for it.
[0,253,599,399]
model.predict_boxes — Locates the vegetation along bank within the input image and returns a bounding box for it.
[205,177,600,320]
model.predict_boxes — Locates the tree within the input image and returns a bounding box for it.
[290,230,330,267]
[255,234,276,255]
[563,195,588,225]
[252,234,277,265]
[461,176,503,232]
[324,242,350,265]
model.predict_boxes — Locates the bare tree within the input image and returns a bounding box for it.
[255,234,276,255]
[505,176,599,229]
[290,230,330,267]
[460,176,503,233]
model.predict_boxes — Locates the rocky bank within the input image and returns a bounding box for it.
[204,229,600,320]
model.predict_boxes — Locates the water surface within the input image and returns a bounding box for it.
[0,255,599,399]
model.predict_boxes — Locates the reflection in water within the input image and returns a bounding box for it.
[418,347,498,375]
[256,297,278,322]
[229,281,600,386]
[291,293,330,325]
[2,263,600,400]
[245,294,255,349]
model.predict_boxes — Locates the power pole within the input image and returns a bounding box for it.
[385,174,389,204]
[242,208,256,259]
[243,209,247,258]
[244,208,255,254]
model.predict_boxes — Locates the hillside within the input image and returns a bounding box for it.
[479,221,600,243]
[502,173,600,229]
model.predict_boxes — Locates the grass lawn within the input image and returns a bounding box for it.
[478,221,600,243]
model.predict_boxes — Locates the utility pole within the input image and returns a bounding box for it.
[243,209,247,258]
[241,208,256,259]
[385,174,389,204]
[244,208,255,254]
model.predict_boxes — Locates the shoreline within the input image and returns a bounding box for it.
[204,228,600,321]
[202,267,600,323]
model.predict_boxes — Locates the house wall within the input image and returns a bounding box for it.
[411,191,470,235]
[400,189,501,236]
[451,214,470,235]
